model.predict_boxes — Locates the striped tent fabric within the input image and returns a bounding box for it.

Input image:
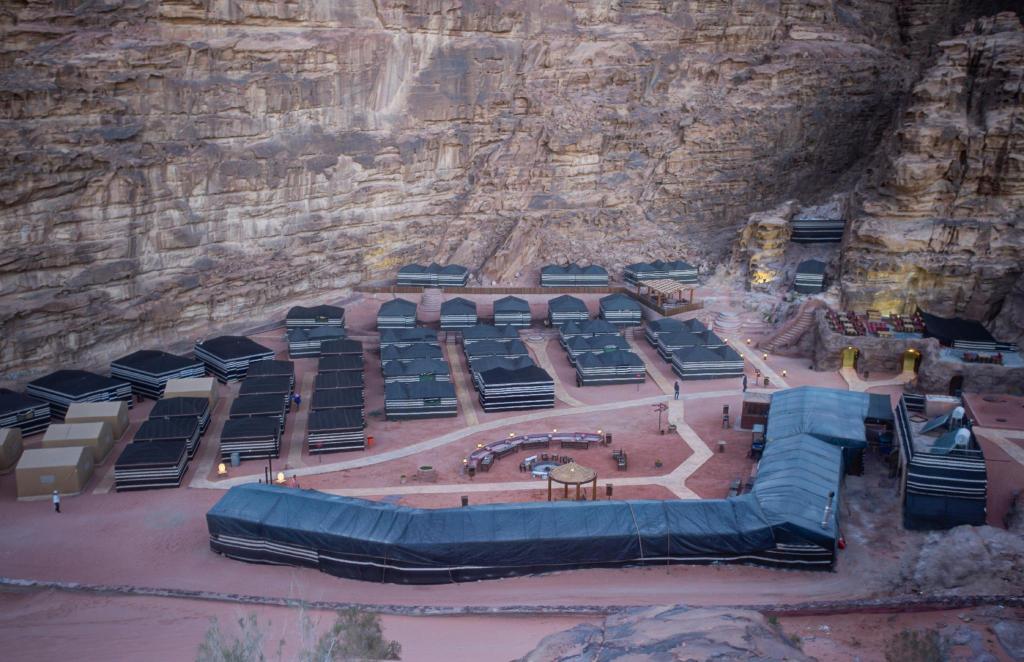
[558,319,619,348]
[384,381,458,420]
[287,327,347,358]
[461,324,520,345]
[624,259,698,285]
[377,298,418,329]
[110,350,205,399]
[396,263,469,287]
[672,345,744,380]
[440,297,478,329]
[134,416,202,460]
[463,339,530,365]
[230,394,288,435]
[313,371,366,392]
[307,409,366,454]
[540,264,609,287]
[380,344,444,366]
[311,389,366,424]
[379,327,438,350]
[382,358,451,384]
[643,318,707,347]
[476,365,555,412]
[436,264,470,287]
[564,335,630,365]
[27,370,132,421]
[245,360,296,390]
[547,295,589,327]
[114,440,188,492]
[919,310,1018,353]
[150,396,211,435]
[575,350,646,386]
[656,329,725,362]
[468,355,536,379]
[0,389,51,436]
[194,336,275,383]
[493,296,531,327]
[599,293,643,326]
[318,355,365,373]
[320,339,363,357]
[285,304,345,329]
[220,417,281,461]
[791,218,845,243]
[794,259,827,294]
[239,375,293,410]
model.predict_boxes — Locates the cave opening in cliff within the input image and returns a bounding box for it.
[901,349,922,374]
[841,347,860,370]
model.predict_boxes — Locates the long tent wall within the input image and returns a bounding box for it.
[308,409,366,454]
[134,417,202,459]
[150,397,211,435]
[396,263,469,288]
[624,260,698,285]
[540,264,609,287]
[114,440,188,492]
[894,396,987,529]
[790,218,845,242]
[794,259,827,294]
[377,298,418,329]
[476,365,555,412]
[220,417,281,461]
[246,360,296,390]
[27,370,132,421]
[0,389,51,436]
[671,346,744,380]
[110,350,205,399]
[384,381,458,420]
[286,304,345,329]
[207,420,843,584]
[493,296,531,327]
[575,350,646,386]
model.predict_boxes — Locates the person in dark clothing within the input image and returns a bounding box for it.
[742,374,748,392]
[673,381,680,400]
[293,393,301,410]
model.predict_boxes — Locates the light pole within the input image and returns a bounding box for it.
[652,402,668,434]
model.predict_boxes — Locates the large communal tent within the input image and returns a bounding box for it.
[110,350,205,399]
[493,296,531,327]
[384,381,458,420]
[599,293,643,327]
[919,310,1017,352]
[540,264,609,287]
[476,365,555,412]
[794,259,827,294]
[624,259,698,285]
[0,389,51,436]
[377,298,418,329]
[397,263,469,288]
[575,351,645,386]
[440,297,478,329]
[672,345,744,380]
[286,304,345,329]
[547,295,589,327]
[27,370,132,421]
[194,336,275,382]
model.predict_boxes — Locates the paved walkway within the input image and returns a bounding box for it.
[285,372,313,469]
[976,427,1024,467]
[444,343,479,427]
[188,386,237,488]
[529,339,586,408]
[728,339,789,389]
[839,368,915,393]
[625,334,674,395]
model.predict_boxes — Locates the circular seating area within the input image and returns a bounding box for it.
[465,431,606,473]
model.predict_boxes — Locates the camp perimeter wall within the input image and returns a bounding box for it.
[207,441,842,584]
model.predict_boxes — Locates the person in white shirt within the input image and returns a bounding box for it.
[52,490,61,513]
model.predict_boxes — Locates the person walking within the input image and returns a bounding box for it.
[293,392,301,411]
[742,374,748,392]
[52,490,61,514]
[673,381,680,400]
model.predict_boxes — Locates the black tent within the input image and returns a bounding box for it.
[311,389,366,421]
[114,440,188,492]
[656,329,725,362]
[540,264,608,287]
[468,356,537,386]
[380,344,444,366]
[791,218,845,243]
[245,360,296,389]
[26,370,132,421]
[220,417,281,461]
[194,336,275,383]
[624,259,698,285]
[382,358,451,384]
[397,263,469,288]
[493,296,531,327]
[377,298,418,329]
[320,339,364,357]
[672,345,744,380]
[644,318,706,347]
[919,310,1014,351]
[287,327,347,358]
[599,293,643,326]
[794,259,827,294]
[314,371,366,392]
[0,389,51,436]
[318,355,365,373]
[150,396,211,435]
[461,324,520,345]
[286,304,345,329]
[110,350,205,399]
[379,328,439,349]
[384,381,458,420]
[308,409,366,455]
[239,376,293,409]
[440,297,478,329]
[564,335,630,364]
[558,319,620,348]
[476,365,554,412]
[134,417,202,459]
[463,339,530,365]
[230,394,287,434]
[547,295,589,327]
[575,350,646,386]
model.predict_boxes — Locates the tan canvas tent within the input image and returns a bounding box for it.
[16,446,94,499]
[64,401,129,438]
[0,427,24,472]
[42,422,114,463]
[164,377,218,407]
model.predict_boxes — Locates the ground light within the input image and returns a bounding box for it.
[275,471,286,484]
[217,462,227,476]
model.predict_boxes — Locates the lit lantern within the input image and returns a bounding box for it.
[746,338,752,345]
[275,471,286,484]
[552,428,558,433]
[477,443,484,449]
[217,463,227,476]
[782,369,788,377]
[762,353,768,361]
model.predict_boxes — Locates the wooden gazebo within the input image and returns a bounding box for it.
[635,278,695,308]
[547,462,597,501]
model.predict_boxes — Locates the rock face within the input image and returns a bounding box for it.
[899,524,1024,595]
[0,0,919,380]
[840,13,1024,336]
[519,606,811,662]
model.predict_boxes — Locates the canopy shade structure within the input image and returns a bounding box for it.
[644,318,706,347]
[163,378,218,407]
[380,344,444,366]
[239,376,294,409]
[463,339,530,365]
[110,350,205,399]
[318,355,365,373]
[27,370,132,421]
[308,409,366,455]
[314,371,366,391]
[794,259,827,294]
[384,381,458,420]
[671,345,744,381]
[540,264,609,287]
[134,416,202,459]
[624,259,698,285]
[287,327,347,358]
[493,296,531,327]
[0,389,51,437]
[194,336,275,383]
[558,319,619,347]
[42,422,114,463]
[634,279,695,308]
[285,304,345,329]
[377,298,418,329]
[564,336,630,365]
[656,329,725,362]
[461,324,520,344]
[791,218,845,243]
[245,360,295,389]
[440,297,478,329]
[547,462,598,501]
[149,397,211,435]
[380,327,438,349]
[383,358,451,384]
[220,417,281,461]
[599,293,643,327]
[397,263,469,288]
[320,339,363,358]
[547,295,590,327]
[919,310,1016,352]
[476,365,554,412]
[17,447,93,499]
[311,389,366,422]
[230,394,288,435]
[575,350,646,386]
[0,427,24,472]
[64,401,130,439]
[114,440,187,492]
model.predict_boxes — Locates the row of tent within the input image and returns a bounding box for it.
[397,260,699,289]
[397,264,469,288]
[379,329,457,420]
[554,319,644,386]
[645,318,744,380]
[308,349,367,454]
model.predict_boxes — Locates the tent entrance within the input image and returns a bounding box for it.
[841,347,859,369]
[901,349,921,373]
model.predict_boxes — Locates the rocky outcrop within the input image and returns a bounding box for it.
[840,13,1024,327]
[0,1,917,381]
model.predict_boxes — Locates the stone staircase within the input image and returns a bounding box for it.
[713,311,742,334]
[418,287,442,323]
[758,299,826,353]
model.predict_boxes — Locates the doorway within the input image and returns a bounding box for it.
[948,375,964,396]
[841,347,859,370]
[901,349,922,373]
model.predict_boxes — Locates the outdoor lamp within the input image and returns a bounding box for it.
[762,353,768,361]
[782,369,788,377]
[217,462,227,476]
[477,443,484,449]
[552,428,558,433]
[746,338,752,344]
[275,471,286,484]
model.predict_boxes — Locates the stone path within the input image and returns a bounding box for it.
[839,367,915,393]
[728,338,789,389]
[444,343,479,427]
[625,334,674,395]
[285,371,313,469]
[188,386,237,488]
[529,339,586,407]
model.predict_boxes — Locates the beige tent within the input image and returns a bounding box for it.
[164,377,218,407]
[0,427,24,473]
[42,422,114,463]
[64,401,129,439]
[16,446,94,499]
